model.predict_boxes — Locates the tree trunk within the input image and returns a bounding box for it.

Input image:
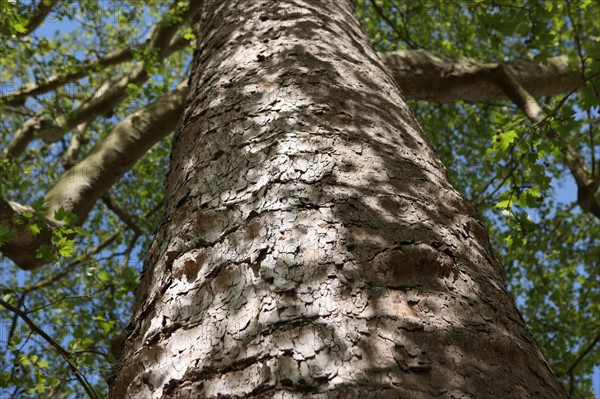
[108,1,568,398]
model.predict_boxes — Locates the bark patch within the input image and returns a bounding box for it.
[370,243,455,287]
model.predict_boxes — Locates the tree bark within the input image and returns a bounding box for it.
[110,1,565,397]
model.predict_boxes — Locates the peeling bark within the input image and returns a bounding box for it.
[108,1,568,398]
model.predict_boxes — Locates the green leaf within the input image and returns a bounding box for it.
[36,244,55,261]
[12,22,27,33]
[100,319,116,334]
[18,354,31,366]
[73,226,89,237]
[31,198,49,212]
[53,207,77,225]
[97,271,111,283]
[27,223,41,236]
[73,324,85,339]
[55,236,75,257]
[0,225,13,244]
[122,266,138,283]
[517,188,542,208]
[496,199,513,209]
[496,193,517,209]
[493,129,519,151]
[0,371,10,388]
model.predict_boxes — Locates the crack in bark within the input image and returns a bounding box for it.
[162,354,271,397]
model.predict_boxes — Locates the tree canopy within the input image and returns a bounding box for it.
[0,1,598,398]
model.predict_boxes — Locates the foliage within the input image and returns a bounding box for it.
[0,0,598,398]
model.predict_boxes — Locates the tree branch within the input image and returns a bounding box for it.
[3,42,182,158]
[560,330,600,377]
[1,201,162,295]
[490,64,600,219]
[63,121,90,168]
[0,298,100,399]
[0,36,187,107]
[43,81,188,224]
[380,50,585,103]
[0,196,55,270]
[370,0,422,49]
[2,47,584,159]
[2,0,202,158]
[1,82,187,270]
[14,0,58,37]
[102,194,142,235]
[1,47,594,270]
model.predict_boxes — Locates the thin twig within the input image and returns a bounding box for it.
[0,299,100,399]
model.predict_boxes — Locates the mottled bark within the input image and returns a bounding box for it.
[2,43,592,270]
[108,1,568,398]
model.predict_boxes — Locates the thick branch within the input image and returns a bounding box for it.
[3,63,144,158]
[2,47,583,159]
[15,0,58,37]
[43,81,187,223]
[490,64,600,219]
[381,50,584,103]
[63,121,90,168]
[1,82,187,270]
[3,48,580,108]
[0,197,55,270]
[0,202,162,295]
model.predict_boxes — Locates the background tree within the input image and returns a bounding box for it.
[0,0,598,398]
